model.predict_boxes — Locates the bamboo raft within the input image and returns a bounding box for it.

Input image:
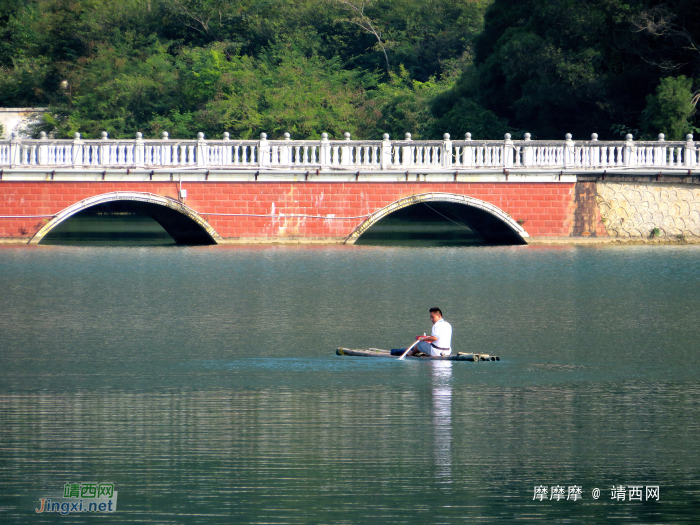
[336,348,500,361]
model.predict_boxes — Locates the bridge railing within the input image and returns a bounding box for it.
[1,131,697,170]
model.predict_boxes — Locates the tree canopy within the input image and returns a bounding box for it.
[0,0,697,139]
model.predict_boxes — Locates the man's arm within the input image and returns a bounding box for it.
[416,335,438,343]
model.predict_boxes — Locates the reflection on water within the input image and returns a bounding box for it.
[1,245,699,523]
[432,362,452,484]
[355,203,485,246]
[40,205,175,246]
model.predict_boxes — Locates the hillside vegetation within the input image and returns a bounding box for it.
[0,0,698,139]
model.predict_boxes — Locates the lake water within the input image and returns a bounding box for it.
[1,245,699,523]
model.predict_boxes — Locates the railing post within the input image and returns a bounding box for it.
[461,132,473,167]
[624,133,635,167]
[685,134,695,167]
[258,132,270,167]
[222,131,231,166]
[37,131,48,166]
[132,132,144,167]
[402,132,413,167]
[100,131,109,166]
[72,132,83,167]
[655,133,665,166]
[160,132,171,166]
[196,132,207,167]
[380,133,392,169]
[9,132,20,167]
[589,133,600,167]
[319,133,330,168]
[503,133,513,168]
[563,133,574,168]
[441,133,452,168]
[280,132,291,165]
[522,133,532,167]
[340,132,352,166]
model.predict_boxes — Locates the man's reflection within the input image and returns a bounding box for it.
[432,361,452,483]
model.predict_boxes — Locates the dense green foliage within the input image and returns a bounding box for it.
[0,0,697,139]
[446,0,700,139]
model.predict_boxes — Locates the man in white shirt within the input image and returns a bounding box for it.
[407,307,452,356]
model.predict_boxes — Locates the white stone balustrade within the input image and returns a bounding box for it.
[1,131,696,170]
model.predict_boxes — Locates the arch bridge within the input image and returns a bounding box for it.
[2,130,699,244]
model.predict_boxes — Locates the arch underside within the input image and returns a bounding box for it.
[30,192,221,245]
[346,193,529,245]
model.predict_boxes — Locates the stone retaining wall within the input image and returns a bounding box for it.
[596,182,700,240]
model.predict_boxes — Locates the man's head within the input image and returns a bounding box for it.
[429,307,443,323]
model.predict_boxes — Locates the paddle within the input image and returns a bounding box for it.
[398,339,421,361]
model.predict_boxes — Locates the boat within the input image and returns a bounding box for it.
[336,348,500,361]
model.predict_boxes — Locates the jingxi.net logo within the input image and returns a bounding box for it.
[35,482,117,515]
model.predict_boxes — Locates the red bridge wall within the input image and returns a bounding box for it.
[0,181,582,240]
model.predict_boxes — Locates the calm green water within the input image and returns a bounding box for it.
[1,245,699,523]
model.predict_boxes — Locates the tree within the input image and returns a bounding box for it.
[330,0,391,72]
[641,76,697,139]
[631,0,700,77]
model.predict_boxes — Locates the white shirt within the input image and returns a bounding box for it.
[431,318,452,351]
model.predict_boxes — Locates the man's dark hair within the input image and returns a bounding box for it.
[429,307,442,316]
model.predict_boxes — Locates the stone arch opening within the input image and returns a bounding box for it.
[31,192,221,245]
[346,193,529,246]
